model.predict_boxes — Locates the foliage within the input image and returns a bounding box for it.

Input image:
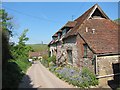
[40,55,49,67]
[18,29,29,45]
[49,65,98,88]
[15,59,31,73]
[2,61,24,88]
[10,29,32,59]
[2,9,32,88]
[0,9,13,37]
[10,29,32,73]
[49,64,57,72]
[0,9,13,65]
[48,55,56,64]
[2,31,12,65]
[3,29,32,88]
[117,88,120,90]
[80,67,98,88]
[41,55,56,68]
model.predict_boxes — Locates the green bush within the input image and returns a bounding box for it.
[49,65,98,88]
[3,58,31,88]
[41,59,49,67]
[41,55,56,67]
[15,59,31,73]
[50,55,56,64]
[117,88,120,90]
[80,67,98,88]
[40,55,48,67]
[2,61,24,88]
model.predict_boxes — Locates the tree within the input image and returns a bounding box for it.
[11,29,32,59]
[1,9,32,88]
[18,29,29,46]
[0,9,13,38]
[0,9,13,65]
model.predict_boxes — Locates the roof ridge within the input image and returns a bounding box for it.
[75,3,109,23]
[75,4,96,22]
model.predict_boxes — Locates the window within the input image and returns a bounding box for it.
[83,44,87,58]
[62,28,70,36]
[52,36,57,40]
[58,33,61,40]
[62,28,67,36]
[67,50,73,64]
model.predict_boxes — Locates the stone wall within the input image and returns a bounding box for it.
[63,41,78,66]
[76,34,95,71]
[56,41,62,64]
[97,55,120,87]
[49,43,57,57]
[56,36,79,66]
[97,55,119,76]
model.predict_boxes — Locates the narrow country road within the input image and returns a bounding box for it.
[19,61,75,88]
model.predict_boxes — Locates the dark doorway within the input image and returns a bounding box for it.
[112,63,120,82]
[108,63,120,90]
[67,50,73,64]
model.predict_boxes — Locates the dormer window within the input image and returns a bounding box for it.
[52,36,57,40]
[62,27,70,36]
[58,33,61,40]
[62,28,67,36]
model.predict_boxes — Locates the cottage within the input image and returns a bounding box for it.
[29,52,41,59]
[48,4,120,87]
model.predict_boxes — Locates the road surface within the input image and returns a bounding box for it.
[19,61,75,88]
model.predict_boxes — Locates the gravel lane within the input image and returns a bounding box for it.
[19,61,75,88]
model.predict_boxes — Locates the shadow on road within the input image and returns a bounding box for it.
[18,74,34,89]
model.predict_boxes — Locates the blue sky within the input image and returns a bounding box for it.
[2,2,118,44]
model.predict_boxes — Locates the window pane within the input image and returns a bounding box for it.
[67,50,73,64]
[84,44,87,58]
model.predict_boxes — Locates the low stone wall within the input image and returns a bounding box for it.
[98,76,114,88]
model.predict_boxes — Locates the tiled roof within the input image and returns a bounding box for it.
[49,4,119,54]
[29,52,40,57]
[52,21,77,37]
[49,21,77,45]
[78,19,119,54]
[63,21,77,28]
[64,4,109,38]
